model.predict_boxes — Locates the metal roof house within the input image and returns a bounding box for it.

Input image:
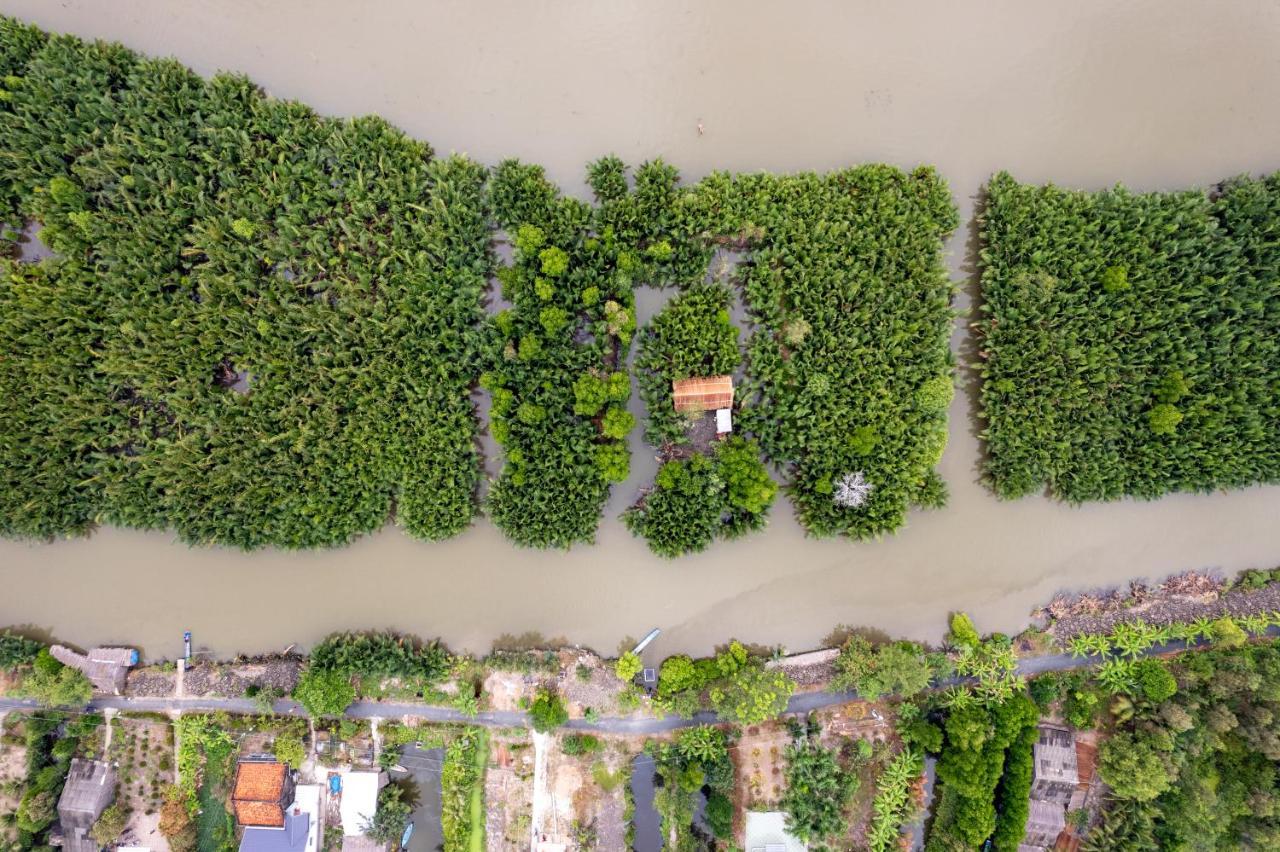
[239,784,320,852]
[671,375,733,412]
[233,761,296,828]
[57,759,117,852]
[1030,726,1079,806]
[50,646,139,695]
[1022,798,1067,849]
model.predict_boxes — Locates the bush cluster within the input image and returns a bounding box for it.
[978,172,1280,502]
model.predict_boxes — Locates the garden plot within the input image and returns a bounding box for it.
[107,716,175,850]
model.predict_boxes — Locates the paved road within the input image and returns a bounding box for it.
[0,634,1243,733]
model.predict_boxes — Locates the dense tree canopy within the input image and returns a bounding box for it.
[979,172,1280,502]
[0,17,489,547]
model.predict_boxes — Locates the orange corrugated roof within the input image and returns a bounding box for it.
[233,762,287,826]
[672,375,733,412]
[234,762,287,801]
[234,800,285,828]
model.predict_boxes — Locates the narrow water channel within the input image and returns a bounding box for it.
[629,755,661,852]
[1,0,1280,659]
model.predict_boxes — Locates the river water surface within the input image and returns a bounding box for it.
[2,0,1280,660]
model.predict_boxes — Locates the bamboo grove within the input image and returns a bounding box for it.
[4,17,1278,554]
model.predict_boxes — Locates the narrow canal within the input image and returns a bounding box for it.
[1,0,1280,659]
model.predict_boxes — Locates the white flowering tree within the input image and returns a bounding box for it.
[834,471,873,508]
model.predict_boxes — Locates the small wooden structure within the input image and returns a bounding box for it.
[50,645,139,695]
[671,375,733,412]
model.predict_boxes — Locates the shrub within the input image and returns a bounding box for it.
[709,665,795,724]
[273,732,305,769]
[292,667,356,717]
[613,651,642,683]
[90,802,127,847]
[560,734,602,756]
[528,687,568,733]
[17,651,92,707]
[0,632,41,670]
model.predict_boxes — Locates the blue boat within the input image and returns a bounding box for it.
[400,821,414,849]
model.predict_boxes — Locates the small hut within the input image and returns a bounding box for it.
[50,646,139,695]
[671,375,734,435]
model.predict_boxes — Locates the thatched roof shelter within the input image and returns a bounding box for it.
[672,375,733,412]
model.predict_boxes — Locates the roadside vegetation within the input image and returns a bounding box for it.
[654,640,796,723]
[978,171,1280,502]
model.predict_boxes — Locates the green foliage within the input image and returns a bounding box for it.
[89,802,127,848]
[560,733,602,756]
[0,631,41,670]
[1211,616,1248,649]
[362,784,413,845]
[709,664,795,725]
[441,729,487,852]
[649,722,735,847]
[1133,659,1177,703]
[947,618,1021,706]
[926,692,1037,851]
[990,710,1038,852]
[309,631,450,682]
[484,158,658,549]
[600,406,634,440]
[657,654,704,697]
[831,635,946,699]
[947,613,980,649]
[979,172,1280,502]
[0,25,489,546]
[780,737,859,846]
[17,652,92,707]
[1088,642,1280,848]
[273,732,305,769]
[633,284,740,446]
[528,687,568,732]
[613,651,642,682]
[624,437,776,557]
[1098,730,1175,802]
[675,725,728,765]
[292,667,356,717]
[867,748,923,852]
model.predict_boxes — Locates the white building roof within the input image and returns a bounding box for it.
[715,407,733,434]
[293,785,321,852]
[339,772,382,837]
[745,812,806,852]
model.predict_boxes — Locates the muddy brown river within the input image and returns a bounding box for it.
[2,0,1280,661]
